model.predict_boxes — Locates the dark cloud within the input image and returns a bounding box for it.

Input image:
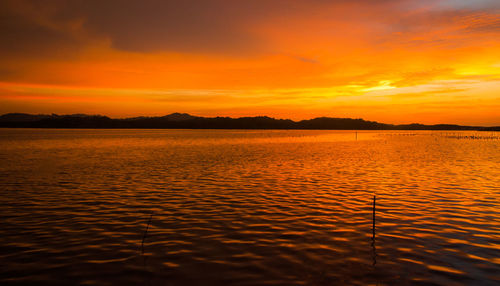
[1,0,497,58]
[73,0,347,54]
[1,0,398,56]
[81,0,275,53]
[0,1,87,59]
[0,0,325,56]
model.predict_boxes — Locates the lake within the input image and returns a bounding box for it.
[0,129,499,285]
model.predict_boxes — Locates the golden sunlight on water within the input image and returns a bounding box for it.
[0,129,499,285]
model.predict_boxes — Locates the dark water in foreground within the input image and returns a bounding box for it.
[0,129,499,285]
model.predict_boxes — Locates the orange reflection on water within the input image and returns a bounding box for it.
[0,129,499,285]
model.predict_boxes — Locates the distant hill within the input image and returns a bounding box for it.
[0,112,498,130]
[0,113,53,122]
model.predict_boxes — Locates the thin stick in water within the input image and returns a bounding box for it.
[371,195,377,266]
[372,195,376,236]
[141,212,153,254]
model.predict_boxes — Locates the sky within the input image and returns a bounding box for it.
[1,0,499,125]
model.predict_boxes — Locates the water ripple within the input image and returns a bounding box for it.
[0,129,499,285]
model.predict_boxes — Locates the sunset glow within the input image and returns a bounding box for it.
[1,0,500,125]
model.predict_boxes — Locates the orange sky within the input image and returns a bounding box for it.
[1,0,499,125]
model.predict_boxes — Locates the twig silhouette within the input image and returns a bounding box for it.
[372,195,376,238]
[141,212,154,255]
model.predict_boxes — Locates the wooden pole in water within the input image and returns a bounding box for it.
[371,195,377,266]
[141,212,153,254]
[372,195,376,237]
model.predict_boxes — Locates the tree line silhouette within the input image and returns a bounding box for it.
[0,113,498,130]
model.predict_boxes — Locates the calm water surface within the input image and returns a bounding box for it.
[0,129,499,285]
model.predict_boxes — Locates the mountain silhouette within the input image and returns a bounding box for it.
[0,113,498,130]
